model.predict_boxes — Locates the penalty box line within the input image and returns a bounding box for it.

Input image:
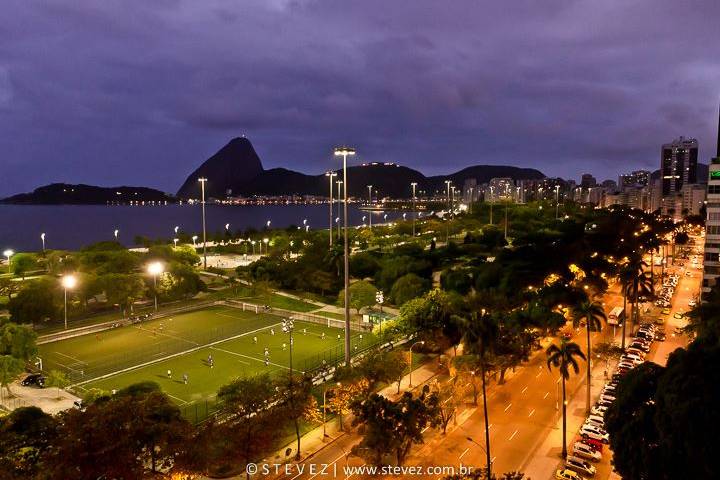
[70,321,285,388]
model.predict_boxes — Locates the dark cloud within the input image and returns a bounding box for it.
[0,0,719,196]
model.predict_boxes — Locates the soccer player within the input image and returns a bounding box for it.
[167,369,172,379]
[253,336,258,344]
[183,373,188,385]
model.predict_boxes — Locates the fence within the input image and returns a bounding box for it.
[38,300,219,345]
[223,299,368,331]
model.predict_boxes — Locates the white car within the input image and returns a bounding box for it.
[688,299,697,307]
[580,423,610,443]
[617,360,637,370]
[573,441,602,462]
[599,392,616,404]
[586,414,605,427]
[591,404,608,417]
[622,353,644,364]
[566,455,597,477]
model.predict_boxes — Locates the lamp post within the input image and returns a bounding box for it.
[335,217,341,240]
[40,233,46,253]
[334,146,356,365]
[468,186,474,214]
[263,238,269,255]
[323,382,342,439]
[114,229,119,241]
[147,261,164,311]
[411,182,417,236]
[489,187,494,224]
[555,185,560,219]
[367,185,373,228]
[191,235,198,247]
[409,340,425,387]
[198,177,208,269]
[174,225,179,235]
[326,172,337,246]
[466,436,492,479]
[444,180,452,242]
[251,240,256,255]
[3,249,13,274]
[173,238,179,247]
[61,274,77,330]
[282,319,295,374]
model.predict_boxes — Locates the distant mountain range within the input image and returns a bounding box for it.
[0,183,173,205]
[176,137,546,199]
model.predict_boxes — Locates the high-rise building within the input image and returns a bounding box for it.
[662,136,698,196]
[632,170,650,186]
[601,179,617,192]
[703,107,720,298]
[580,173,597,188]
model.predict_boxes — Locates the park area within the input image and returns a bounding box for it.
[38,303,375,419]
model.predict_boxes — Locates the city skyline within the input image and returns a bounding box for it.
[1,1,720,197]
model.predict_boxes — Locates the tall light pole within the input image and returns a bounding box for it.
[191,235,198,247]
[411,182,417,236]
[147,261,164,311]
[3,249,13,274]
[367,185,373,228]
[468,186,474,214]
[326,172,337,246]
[114,229,119,241]
[40,233,46,253]
[409,340,425,387]
[555,185,561,219]
[61,274,77,330]
[336,180,343,239]
[489,186,494,224]
[334,146,355,364]
[198,177,208,269]
[444,180,452,242]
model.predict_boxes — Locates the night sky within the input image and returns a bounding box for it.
[1,0,719,197]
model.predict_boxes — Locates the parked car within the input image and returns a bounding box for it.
[688,299,697,307]
[556,469,585,480]
[661,308,671,315]
[565,456,597,476]
[583,437,604,451]
[654,331,667,341]
[586,414,605,427]
[20,373,45,388]
[591,404,608,417]
[629,342,650,353]
[580,423,610,443]
[573,441,602,462]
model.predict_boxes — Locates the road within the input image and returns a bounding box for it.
[257,242,701,480]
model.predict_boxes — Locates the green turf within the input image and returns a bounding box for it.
[79,319,372,405]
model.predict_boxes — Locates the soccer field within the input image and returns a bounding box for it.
[38,304,373,409]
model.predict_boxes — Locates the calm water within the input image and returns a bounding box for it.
[0,204,404,251]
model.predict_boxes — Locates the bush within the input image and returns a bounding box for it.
[389,273,430,305]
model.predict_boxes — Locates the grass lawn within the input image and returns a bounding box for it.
[80,319,371,405]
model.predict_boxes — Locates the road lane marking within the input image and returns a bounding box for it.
[459,447,470,460]
[504,403,512,412]
[528,409,535,417]
[522,386,528,393]
[535,371,542,378]
[509,429,519,441]
[543,392,549,399]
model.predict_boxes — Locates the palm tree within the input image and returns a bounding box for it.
[617,265,634,350]
[460,311,499,479]
[623,253,652,337]
[546,339,586,459]
[571,299,606,413]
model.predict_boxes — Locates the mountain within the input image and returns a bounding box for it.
[177,137,545,199]
[0,183,173,205]
[176,137,264,198]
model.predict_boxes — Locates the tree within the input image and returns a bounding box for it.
[428,378,458,434]
[98,273,145,315]
[460,311,499,478]
[275,373,316,459]
[0,355,24,399]
[0,406,57,479]
[217,374,283,475]
[546,339,586,459]
[352,348,408,393]
[351,389,439,465]
[389,273,430,305]
[46,370,70,400]
[327,379,369,431]
[571,299,606,413]
[7,278,58,325]
[338,280,377,314]
[0,322,38,361]
[0,278,19,302]
[10,254,36,280]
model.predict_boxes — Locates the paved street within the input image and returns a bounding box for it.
[255,244,701,480]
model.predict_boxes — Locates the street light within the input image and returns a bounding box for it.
[174,225,179,235]
[3,249,13,274]
[409,340,425,387]
[444,180,452,242]
[147,261,164,311]
[326,172,337,246]
[40,233,46,253]
[367,185,373,228]
[555,185,560,220]
[263,237,269,255]
[334,146,356,364]
[466,436,492,479]
[198,177,208,270]
[266,220,271,229]
[411,182,418,236]
[173,238,179,247]
[114,229,119,241]
[61,274,77,330]
[191,235,198,247]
